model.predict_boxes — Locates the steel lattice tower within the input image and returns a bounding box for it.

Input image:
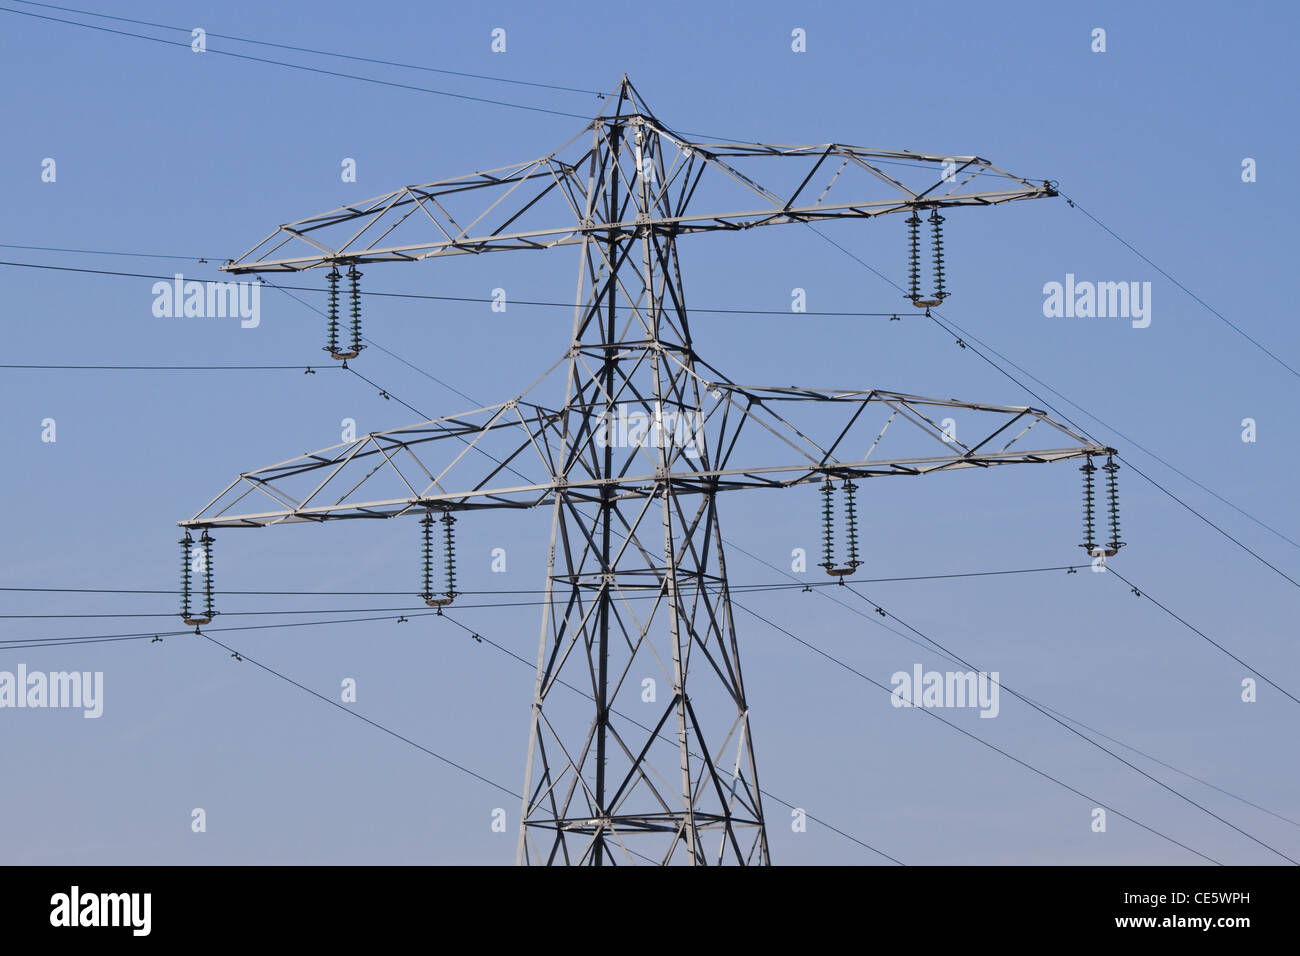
[517,108,769,865]
[182,77,1111,865]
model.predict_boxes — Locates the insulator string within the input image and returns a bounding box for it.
[818,476,863,577]
[906,212,922,303]
[419,508,457,607]
[843,480,861,569]
[929,208,947,302]
[820,477,836,571]
[325,265,340,356]
[347,264,364,357]
[200,530,214,619]
[1104,455,1124,553]
[420,510,434,600]
[179,531,193,620]
[1080,457,1097,554]
[443,513,457,599]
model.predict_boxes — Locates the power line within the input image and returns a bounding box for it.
[928,306,1300,583]
[0,594,714,632]
[289,269,1242,868]
[1119,457,1300,591]
[1060,191,1300,382]
[728,597,1224,866]
[0,2,840,153]
[1106,567,1300,708]
[746,522,1300,861]
[14,222,1298,729]
[836,586,1299,865]
[808,224,1098,429]
[0,564,1084,597]
[0,586,838,639]
[436,611,906,865]
[44,235,1299,633]
[199,631,669,862]
[0,588,747,622]
[10,0,603,96]
[725,539,1300,836]
[1029,698,1300,831]
[0,568,1088,624]
[11,530,1285,854]
[10,9,1284,868]
[2,546,1279,858]
[191,632,662,866]
[2,1,1045,166]
[0,633,164,651]
[6,562,1138,864]
[198,632,520,797]
[250,275,484,407]
[920,298,1300,559]
[0,5,594,121]
[0,364,328,371]
[0,610,448,650]
[0,256,909,317]
[19,567,1256,863]
[0,575,1107,863]
[17,0,1295,397]
[914,314,1300,556]
[806,225,1300,591]
[202,266,546,491]
[19,239,1297,575]
[338,362,540,489]
[30,560,1277,862]
[0,242,207,261]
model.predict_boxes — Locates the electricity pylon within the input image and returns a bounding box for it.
[183,77,1110,865]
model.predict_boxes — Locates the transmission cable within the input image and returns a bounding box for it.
[0,5,594,120]
[9,0,602,96]
[728,596,1225,866]
[437,611,905,865]
[725,538,1300,833]
[837,586,1298,864]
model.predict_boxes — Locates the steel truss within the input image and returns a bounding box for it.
[184,77,1104,865]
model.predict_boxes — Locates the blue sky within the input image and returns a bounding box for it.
[1,0,1297,865]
